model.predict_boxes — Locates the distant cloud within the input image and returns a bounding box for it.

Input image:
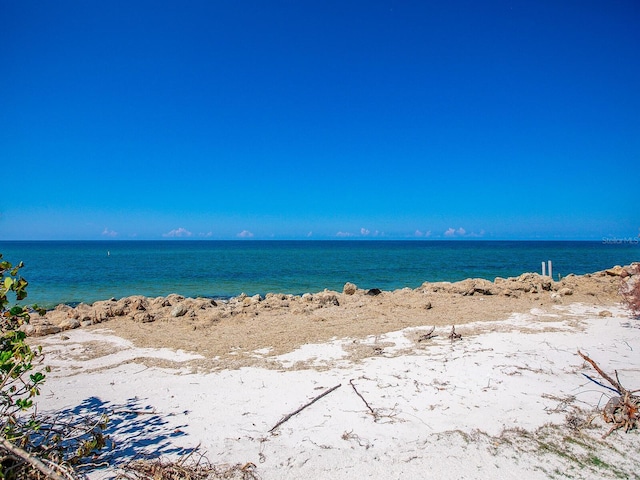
[444,227,466,237]
[444,227,484,238]
[336,231,354,237]
[163,227,192,238]
[307,231,313,237]
[102,227,117,237]
[414,230,432,237]
[199,231,213,237]
[237,230,254,238]
[359,227,381,237]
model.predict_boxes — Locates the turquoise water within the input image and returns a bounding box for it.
[0,241,638,308]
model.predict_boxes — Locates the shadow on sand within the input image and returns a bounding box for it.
[50,395,190,472]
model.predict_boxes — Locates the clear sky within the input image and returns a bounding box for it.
[1,1,638,240]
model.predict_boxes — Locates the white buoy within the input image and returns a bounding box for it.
[548,260,553,280]
[542,261,546,276]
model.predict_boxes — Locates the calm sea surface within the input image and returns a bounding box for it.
[0,241,638,308]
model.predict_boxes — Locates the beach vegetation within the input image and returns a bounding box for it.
[0,254,46,433]
[0,254,107,480]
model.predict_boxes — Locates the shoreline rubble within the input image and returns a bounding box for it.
[23,263,639,337]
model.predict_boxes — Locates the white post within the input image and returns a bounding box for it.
[548,261,553,280]
[541,261,546,276]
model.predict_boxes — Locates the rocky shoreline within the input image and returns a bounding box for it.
[24,264,638,338]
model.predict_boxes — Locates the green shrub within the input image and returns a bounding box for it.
[1,254,107,480]
[0,254,46,437]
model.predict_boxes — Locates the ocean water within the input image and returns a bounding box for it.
[0,240,638,308]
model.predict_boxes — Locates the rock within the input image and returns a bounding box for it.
[197,298,217,308]
[133,312,155,323]
[130,297,148,311]
[366,288,382,296]
[317,294,340,306]
[472,279,496,295]
[243,294,262,306]
[166,294,185,305]
[23,322,61,336]
[54,304,73,313]
[343,282,358,295]
[171,304,188,317]
[58,318,81,330]
[540,279,553,291]
[150,296,170,308]
[550,292,562,302]
[558,287,573,296]
[265,293,287,301]
[424,302,432,310]
[301,293,313,302]
[605,266,626,277]
[598,310,613,317]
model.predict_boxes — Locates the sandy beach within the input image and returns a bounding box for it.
[28,266,640,479]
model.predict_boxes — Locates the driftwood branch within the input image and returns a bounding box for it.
[577,350,624,394]
[349,379,376,416]
[269,384,341,433]
[577,350,639,438]
[0,437,70,480]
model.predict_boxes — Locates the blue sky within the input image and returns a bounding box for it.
[1,1,638,240]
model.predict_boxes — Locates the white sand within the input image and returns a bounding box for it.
[35,303,640,479]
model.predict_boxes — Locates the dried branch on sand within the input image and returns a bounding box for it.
[117,458,259,480]
[269,384,341,433]
[417,326,436,342]
[448,325,462,341]
[0,438,70,480]
[578,350,640,438]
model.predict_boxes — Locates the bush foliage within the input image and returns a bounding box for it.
[1,254,107,480]
[0,254,46,435]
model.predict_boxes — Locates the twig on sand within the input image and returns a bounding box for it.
[417,326,436,342]
[448,325,462,341]
[114,409,158,416]
[349,379,376,417]
[577,350,623,395]
[269,384,341,433]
